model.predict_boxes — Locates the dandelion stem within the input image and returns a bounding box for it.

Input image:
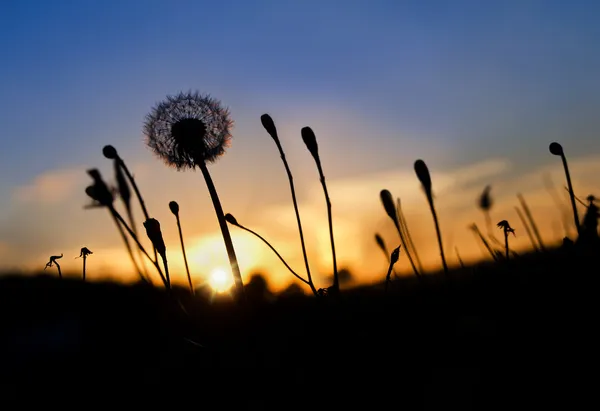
[175,214,193,294]
[427,195,448,275]
[227,219,311,287]
[315,160,338,291]
[199,162,245,300]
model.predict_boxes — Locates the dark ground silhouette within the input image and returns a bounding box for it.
[0,244,597,408]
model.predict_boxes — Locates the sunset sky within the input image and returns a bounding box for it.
[1,0,599,293]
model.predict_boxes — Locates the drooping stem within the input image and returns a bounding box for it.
[199,162,245,300]
[228,219,313,290]
[175,215,193,294]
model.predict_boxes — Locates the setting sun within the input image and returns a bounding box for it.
[208,268,233,293]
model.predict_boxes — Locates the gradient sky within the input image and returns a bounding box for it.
[1,0,600,292]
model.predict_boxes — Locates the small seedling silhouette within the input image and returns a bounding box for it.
[75,247,93,281]
[169,201,193,294]
[301,126,339,294]
[385,245,401,294]
[44,254,63,279]
[550,142,581,235]
[260,114,318,296]
[380,189,419,277]
[497,220,516,260]
[225,213,317,295]
[144,91,244,301]
[414,159,448,275]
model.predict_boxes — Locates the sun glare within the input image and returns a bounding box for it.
[208,267,232,293]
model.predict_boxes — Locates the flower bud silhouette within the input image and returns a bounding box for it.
[169,200,180,216]
[103,145,118,159]
[260,114,278,141]
[549,142,563,156]
[224,213,239,226]
[301,126,319,160]
[414,159,432,195]
[385,245,401,293]
[144,218,170,287]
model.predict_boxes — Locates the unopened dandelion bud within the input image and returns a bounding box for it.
[224,213,239,226]
[143,218,166,257]
[414,159,432,193]
[391,245,401,265]
[103,145,118,159]
[260,114,278,141]
[549,142,563,156]
[169,201,179,216]
[301,126,319,160]
[380,189,399,228]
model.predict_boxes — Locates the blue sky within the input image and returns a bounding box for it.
[1,0,599,288]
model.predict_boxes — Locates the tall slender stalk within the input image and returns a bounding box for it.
[549,142,580,235]
[517,193,545,251]
[515,206,539,252]
[396,198,423,273]
[169,201,193,294]
[375,233,400,279]
[301,127,338,292]
[381,190,419,277]
[469,224,498,261]
[261,114,317,293]
[199,161,244,300]
[414,160,448,276]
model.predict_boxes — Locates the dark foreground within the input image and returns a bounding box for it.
[0,246,597,408]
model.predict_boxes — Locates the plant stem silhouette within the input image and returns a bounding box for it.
[301,127,338,293]
[396,198,423,273]
[169,201,193,294]
[544,174,571,237]
[517,193,545,251]
[261,114,317,293]
[76,247,93,281]
[497,220,515,260]
[198,162,244,299]
[469,224,498,261]
[455,247,465,269]
[103,145,157,276]
[515,206,539,252]
[550,142,581,235]
[225,213,316,293]
[414,159,448,276]
[380,189,419,277]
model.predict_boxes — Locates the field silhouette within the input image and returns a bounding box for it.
[1,94,598,409]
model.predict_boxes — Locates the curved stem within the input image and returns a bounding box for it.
[229,221,311,287]
[427,195,448,276]
[176,215,194,294]
[199,162,245,300]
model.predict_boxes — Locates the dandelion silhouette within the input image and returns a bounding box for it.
[103,145,152,278]
[385,246,401,294]
[86,168,167,287]
[225,213,317,294]
[514,206,539,252]
[396,197,423,273]
[44,254,63,279]
[144,91,244,300]
[169,201,193,294]
[260,114,318,296]
[143,218,170,289]
[516,193,545,251]
[380,189,419,277]
[301,126,339,294]
[497,220,516,260]
[414,159,448,275]
[550,142,581,236]
[75,247,93,281]
[375,233,399,280]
